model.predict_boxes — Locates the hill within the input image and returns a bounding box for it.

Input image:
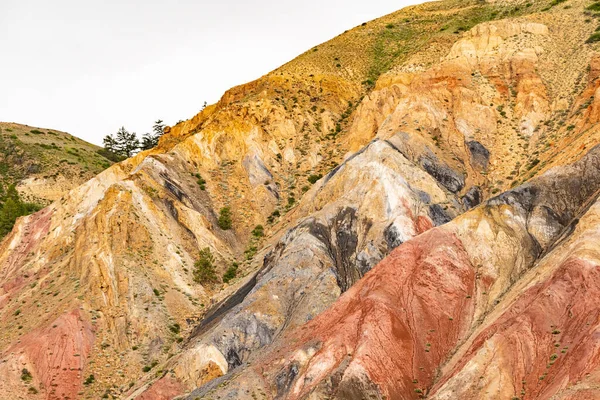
[0,122,114,205]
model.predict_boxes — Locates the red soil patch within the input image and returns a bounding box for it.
[136,375,185,400]
[1,309,94,400]
[0,207,52,307]
[434,257,600,399]
[264,228,475,399]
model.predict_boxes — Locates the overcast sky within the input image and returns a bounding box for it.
[1,0,422,145]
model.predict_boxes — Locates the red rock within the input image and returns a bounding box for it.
[135,375,185,400]
[260,228,475,399]
[0,309,94,400]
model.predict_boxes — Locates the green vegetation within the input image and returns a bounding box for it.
[365,1,531,86]
[20,369,32,382]
[141,120,166,150]
[244,245,258,260]
[287,195,296,208]
[96,148,125,162]
[217,207,233,230]
[83,374,95,385]
[0,124,115,201]
[142,360,158,372]
[307,174,323,184]
[587,32,600,43]
[251,225,264,238]
[168,323,181,334]
[267,209,280,224]
[103,120,165,157]
[223,262,239,283]
[587,1,600,11]
[193,248,218,284]
[195,173,206,190]
[0,185,41,238]
[103,126,139,158]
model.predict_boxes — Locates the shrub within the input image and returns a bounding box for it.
[21,369,32,382]
[96,148,125,163]
[267,209,280,224]
[30,129,44,134]
[307,174,322,184]
[287,196,296,207]
[587,32,600,43]
[251,225,264,238]
[217,207,233,230]
[142,360,158,372]
[223,262,239,283]
[587,1,600,11]
[168,323,180,334]
[245,245,258,260]
[84,374,95,385]
[195,173,206,190]
[193,248,218,284]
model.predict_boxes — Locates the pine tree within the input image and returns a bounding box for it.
[193,248,218,284]
[153,120,165,138]
[103,134,117,153]
[114,126,140,157]
[140,133,156,150]
[140,120,165,151]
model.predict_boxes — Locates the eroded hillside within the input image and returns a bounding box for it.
[3,0,600,399]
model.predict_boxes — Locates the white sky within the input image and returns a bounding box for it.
[1,0,422,145]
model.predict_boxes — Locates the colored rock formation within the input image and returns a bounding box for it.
[4,0,600,399]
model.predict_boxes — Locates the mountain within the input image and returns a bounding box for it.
[3,0,600,399]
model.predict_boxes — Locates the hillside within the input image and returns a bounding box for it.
[3,0,600,399]
[0,122,114,205]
